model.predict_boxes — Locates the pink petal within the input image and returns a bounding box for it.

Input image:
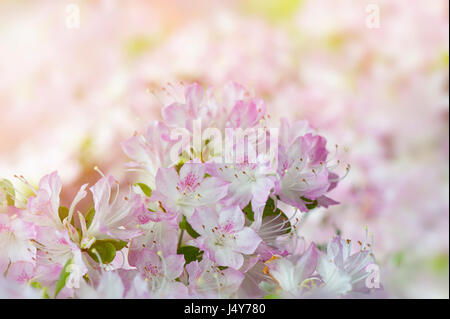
[234,228,262,255]
[218,206,245,233]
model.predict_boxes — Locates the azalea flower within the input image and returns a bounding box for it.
[26,171,87,231]
[121,121,176,189]
[0,211,36,275]
[206,154,276,225]
[79,175,146,246]
[186,258,244,298]
[0,80,385,299]
[190,205,262,269]
[151,163,229,218]
[0,276,41,299]
[161,82,266,132]
[32,226,87,286]
[312,235,377,297]
[76,270,125,299]
[126,253,188,298]
[263,243,319,298]
[129,248,184,284]
[275,133,342,212]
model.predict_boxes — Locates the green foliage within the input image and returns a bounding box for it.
[430,254,449,274]
[30,281,50,299]
[244,198,291,234]
[175,162,184,174]
[177,245,203,264]
[135,183,152,197]
[87,241,117,264]
[98,239,128,251]
[179,216,200,239]
[301,196,319,210]
[262,197,282,217]
[54,259,72,298]
[58,206,70,224]
[243,202,254,221]
[85,207,95,228]
[392,251,405,267]
[305,200,318,210]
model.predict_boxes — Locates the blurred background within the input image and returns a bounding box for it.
[0,0,448,298]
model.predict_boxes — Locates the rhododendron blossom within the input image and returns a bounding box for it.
[0,82,383,299]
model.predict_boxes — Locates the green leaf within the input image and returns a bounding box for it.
[243,202,254,222]
[392,251,404,267]
[300,196,313,203]
[301,196,318,210]
[263,294,279,299]
[87,241,116,264]
[179,216,200,239]
[244,198,291,234]
[262,197,282,217]
[0,179,15,206]
[175,162,184,174]
[96,239,128,251]
[135,183,152,197]
[305,200,318,210]
[30,281,42,289]
[30,281,50,299]
[54,258,72,298]
[430,254,449,274]
[58,206,70,223]
[85,207,95,228]
[177,245,203,264]
[42,287,50,299]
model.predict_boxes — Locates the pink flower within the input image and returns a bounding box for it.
[129,249,185,283]
[85,175,145,243]
[151,163,229,218]
[128,217,180,266]
[186,259,244,298]
[206,155,275,225]
[190,205,262,269]
[313,236,377,297]
[6,261,35,284]
[125,250,188,299]
[275,133,339,211]
[76,271,125,299]
[278,119,315,148]
[26,171,87,230]
[0,276,41,298]
[161,82,266,131]
[162,83,212,130]
[121,121,176,189]
[33,226,87,285]
[264,243,319,298]
[0,212,36,275]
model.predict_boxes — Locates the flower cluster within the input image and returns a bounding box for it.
[0,83,381,298]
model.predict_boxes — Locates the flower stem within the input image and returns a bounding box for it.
[177,229,184,249]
